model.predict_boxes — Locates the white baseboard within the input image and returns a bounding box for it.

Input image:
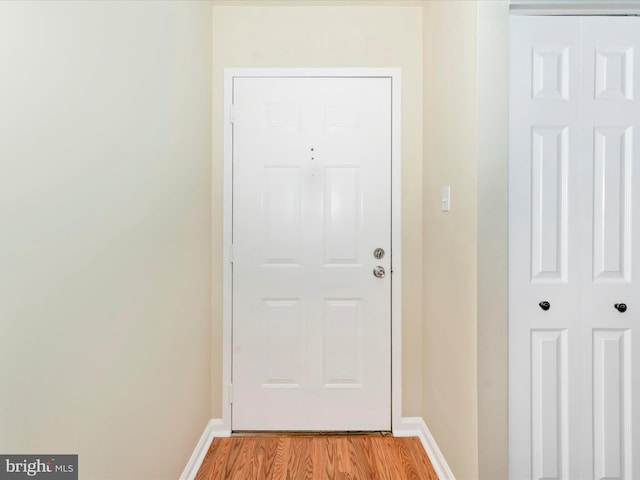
[182,417,453,480]
[394,417,456,480]
[180,419,230,480]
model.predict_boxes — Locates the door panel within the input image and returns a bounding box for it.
[262,167,302,264]
[530,329,569,480]
[323,167,361,264]
[232,77,391,431]
[262,298,303,386]
[322,298,362,385]
[591,126,632,281]
[509,16,582,479]
[592,329,631,480]
[580,18,640,480]
[530,126,570,282]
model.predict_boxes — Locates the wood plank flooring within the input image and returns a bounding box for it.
[195,434,439,480]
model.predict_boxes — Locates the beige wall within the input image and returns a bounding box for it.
[422,2,479,479]
[0,2,212,478]
[0,1,512,478]
[211,2,425,418]
[477,2,509,479]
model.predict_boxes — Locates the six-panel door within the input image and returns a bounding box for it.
[231,77,392,431]
[510,16,640,480]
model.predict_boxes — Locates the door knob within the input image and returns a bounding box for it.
[539,301,550,311]
[373,266,385,278]
[615,303,627,313]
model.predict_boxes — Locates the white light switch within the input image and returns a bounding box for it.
[441,185,451,212]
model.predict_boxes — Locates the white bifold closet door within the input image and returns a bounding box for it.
[509,16,640,480]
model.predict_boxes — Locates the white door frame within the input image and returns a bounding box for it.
[221,68,402,433]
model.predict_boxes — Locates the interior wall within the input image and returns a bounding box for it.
[0,2,212,478]
[422,2,479,479]
[477,2,509,479]
[211,2,425,418]
[0,1,510,478]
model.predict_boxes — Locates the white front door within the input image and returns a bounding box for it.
[231,76,392,431]
[509,16,640,479]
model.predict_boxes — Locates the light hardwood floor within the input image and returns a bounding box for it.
[195,434,439,480]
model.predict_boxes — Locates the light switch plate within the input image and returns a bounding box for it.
[441,185,451,212]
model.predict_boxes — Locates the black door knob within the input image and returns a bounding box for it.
[539,301,550,311]
[615,303,627,313]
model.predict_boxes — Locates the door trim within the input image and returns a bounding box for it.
[221,68,402,433]
[509,1,640,15]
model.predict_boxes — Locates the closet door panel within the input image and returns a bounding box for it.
[580,18,640,480]
[509,16,582,480]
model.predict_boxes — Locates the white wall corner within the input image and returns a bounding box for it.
[179,419,229,480]
[395,417,456,480]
